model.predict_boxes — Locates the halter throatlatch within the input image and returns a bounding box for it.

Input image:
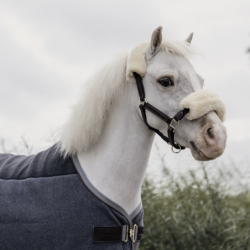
[133,72,189,152]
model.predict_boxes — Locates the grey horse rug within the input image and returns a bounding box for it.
[0,144,143,250]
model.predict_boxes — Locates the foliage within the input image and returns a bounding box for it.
[140,163,250,250]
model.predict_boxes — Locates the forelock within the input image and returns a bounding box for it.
[126,38,197,81]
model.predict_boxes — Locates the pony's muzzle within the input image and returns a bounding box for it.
[192,119,227,161]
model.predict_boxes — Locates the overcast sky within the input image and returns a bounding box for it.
[0,0,250,173]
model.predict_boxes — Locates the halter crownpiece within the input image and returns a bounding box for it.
[126,42,149,80]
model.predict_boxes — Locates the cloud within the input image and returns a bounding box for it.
[0,0,249,162]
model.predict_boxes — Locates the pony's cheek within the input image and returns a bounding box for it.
[143,111,166,130]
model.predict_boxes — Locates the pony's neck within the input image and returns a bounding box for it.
[77,80,155,214]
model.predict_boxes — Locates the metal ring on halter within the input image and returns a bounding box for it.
[171,144,182,154]
[140,98,148,105]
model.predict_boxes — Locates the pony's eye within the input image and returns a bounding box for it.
[158,77,174,87]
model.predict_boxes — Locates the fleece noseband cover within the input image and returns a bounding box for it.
[179,89,226,122]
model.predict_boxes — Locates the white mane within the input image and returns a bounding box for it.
[60,52,128,156]
[60,39,196,156]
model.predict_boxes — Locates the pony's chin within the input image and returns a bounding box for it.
[189,142,212,161]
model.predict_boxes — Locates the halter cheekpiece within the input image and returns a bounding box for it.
[133,72,190,153]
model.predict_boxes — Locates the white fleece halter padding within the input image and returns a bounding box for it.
[126,39,197,81]
[179,89,226,122]
[126,42,149,80]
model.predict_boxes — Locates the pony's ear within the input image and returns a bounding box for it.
[146,26,162,58]
[185,32,194,44]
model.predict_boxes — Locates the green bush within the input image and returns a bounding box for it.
[140,164,250,250]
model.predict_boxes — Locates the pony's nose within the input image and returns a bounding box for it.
[204,127,216,146]
[197,123,227,159]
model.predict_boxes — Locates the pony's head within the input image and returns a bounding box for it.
[127,26,227,161]
[60,26,227,161]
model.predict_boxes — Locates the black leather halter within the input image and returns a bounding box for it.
[133,72,190,152]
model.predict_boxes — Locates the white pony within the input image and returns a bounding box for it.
[0,27,227,249]
[60,26,227,216]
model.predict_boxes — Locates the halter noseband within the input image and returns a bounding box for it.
[133,72,190,153]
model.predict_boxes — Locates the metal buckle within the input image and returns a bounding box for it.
[124,225,129,242]
[130,224,137,243]
[169,118,179,132]
[171,144,182,154]
[140,98,147,105]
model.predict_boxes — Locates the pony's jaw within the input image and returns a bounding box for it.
[189,141,212,161]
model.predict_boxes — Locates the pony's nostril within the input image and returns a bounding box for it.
[207,127,214,139]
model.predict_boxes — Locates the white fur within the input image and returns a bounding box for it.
[126,39,197,80]
[59,27,227,214]
[126,42,149,80]
[179,89,226,122]
[60,52,128,156]
[60,39,197,156]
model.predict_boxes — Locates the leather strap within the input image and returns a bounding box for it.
[143,102,172,124]
[93,225,143,243]
[135,226,143,241]
[133,72,189,150]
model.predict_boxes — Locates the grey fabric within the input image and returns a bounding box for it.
[0,145,143,250]
[121,225,128,242]
[72,155,143,228]
[134,226,138,242]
